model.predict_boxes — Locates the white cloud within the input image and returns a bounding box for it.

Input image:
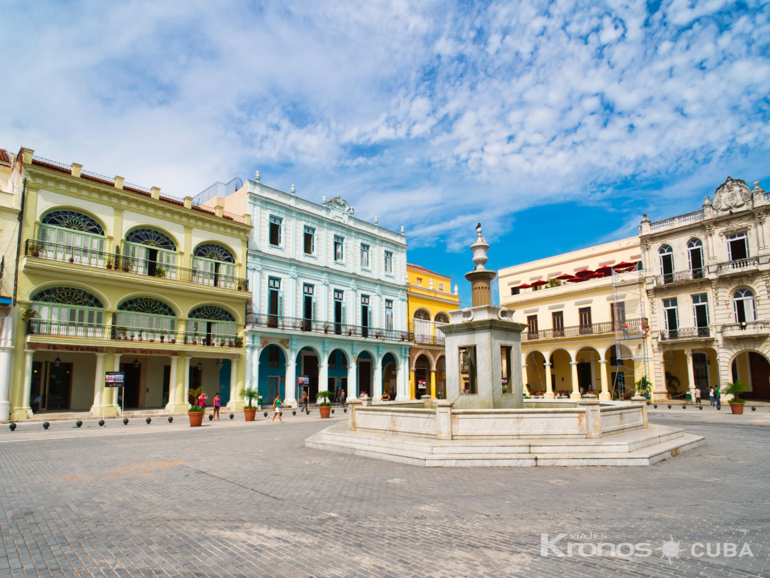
[1,0,769,252]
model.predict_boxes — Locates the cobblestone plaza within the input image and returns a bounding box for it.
[0,409,768,577]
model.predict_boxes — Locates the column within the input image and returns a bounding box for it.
[396,354,409,401]
[430,369,437,398]
[409,370,416,400]
[544,361,554,399]
[179,354,191,409]
[112,353,122,408]
[165,355,178,412]
[589,352,597,392]
[90,352,106,415]
[600,360,611,400]
[570,361,581,399]
[20,349,34,416]
[285,355,297,407]
[0,316,14,421]
[373,359,383,399]
[228,356,240,409]
[247,343,260,403]
[319,358,329,402]
[685,349,696,403]
[346,359,357,401]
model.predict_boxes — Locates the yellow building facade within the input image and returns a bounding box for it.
[5,148,253,420]
[407,263,460,399]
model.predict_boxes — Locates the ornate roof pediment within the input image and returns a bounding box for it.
[712,177,752,212]
[329,196,351,213]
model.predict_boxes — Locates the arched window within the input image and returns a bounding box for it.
[434,313,449,345]
[123,228,177,278]
[116,297,176,341]
[435,313,450,324]
[30,287,104,337]
[192,243,237,289]
[687,239,704,279]
[413,309,432,343]
[733,289,756,324]
[188,305,237,346]
[659,245,674,284]
[38,210,106,266]
[414,309,431,321]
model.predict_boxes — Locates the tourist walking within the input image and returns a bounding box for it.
[198,391,207,411]
[715,385,721,410]
[272,395,284,423]
[709,386,715,407]
[301,390,309,413]
[694,387,702,406]
[212,393,221,420]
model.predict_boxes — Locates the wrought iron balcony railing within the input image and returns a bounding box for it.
[25,239,249,291]
[656,269,706,285]
[712,257,761,275]
[245,313,411,342]
[721,321,770,338]
[525,318,648,340]
[28,319,244,347]
[413,334,446,346]
[659,327,713,341]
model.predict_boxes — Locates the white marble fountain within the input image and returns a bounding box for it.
[306,226,703,467]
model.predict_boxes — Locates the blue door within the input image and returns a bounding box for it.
[219,359,231,405]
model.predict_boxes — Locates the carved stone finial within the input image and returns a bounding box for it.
[349,207,355,215]
[400,226,405,234]
[255,171,261,182]
[374,216,379,225]
[713,176,752,211]
[322,196,326,206]
[290,184,296,195]
[454,284,458,295]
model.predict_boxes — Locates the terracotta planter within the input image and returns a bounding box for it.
[319,405,332,418]
[188,411,205,427]
[244,407,257,421]
[729,402,745,415]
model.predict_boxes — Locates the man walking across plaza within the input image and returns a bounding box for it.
[301,390,309,413]
[715,385,721,410]
[709,386,715,407]
[694,387,702,407]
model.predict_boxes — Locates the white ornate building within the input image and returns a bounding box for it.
[217,176,411,406]
[640,177,770,401]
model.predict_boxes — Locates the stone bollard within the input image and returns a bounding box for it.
[436,400,453,440]
[577,399,602,439]
[348,399,363,431]
[631,396,649,428]
[421,395,433,409]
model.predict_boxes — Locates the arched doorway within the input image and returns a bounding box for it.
[328,349,349,401]
[550,349,572,396]
[732,351,770,400]
[258,345,286,403]
[436,356,446,399]
[357,351,373,397]
[575,347,601,395]
[298,347,320,402]
[414,354,431,399]
[382,353,398,399]
[524,351,547,393]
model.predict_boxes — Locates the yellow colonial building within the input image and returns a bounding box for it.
[498,238,652,400]
[5,148,253,420]
[407,263,460,399]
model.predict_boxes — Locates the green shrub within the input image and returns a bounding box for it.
[724,381,749,403]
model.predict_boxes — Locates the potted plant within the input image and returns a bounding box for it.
[23,308,37,334]
[105,257,113,270]
[323,323,330,334]
[635,376,651,399]
[154,267,166,278]
[170,337,176,344]
[122,261,131,272]
[724,381,749,415]
[68,256,75,263]
[116,326,127,340]
[243,387,258,421]
[160,335,165,343]
[188,404,205,427]
[234,336,243,347]
[237,279,247,291]
[28,241,41,257]
[317,390,333,418]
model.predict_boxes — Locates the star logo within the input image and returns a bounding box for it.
[658,537,682,564]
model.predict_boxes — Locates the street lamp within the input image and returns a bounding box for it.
[133,358,140,369]
[197,361,203,372]
[53,357,61,369]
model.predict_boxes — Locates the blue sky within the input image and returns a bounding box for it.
[3,0,769,306]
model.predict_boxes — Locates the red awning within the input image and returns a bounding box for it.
[567,276,589,282]
[595,265,612,273]
[530,280,547,286]
[586,272,605,278]
[515,283,531,289]
[555,273,574,280]
[574,270,594,277]
[612,261,635,269]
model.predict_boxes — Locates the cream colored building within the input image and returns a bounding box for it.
[640,177,770,402]
[498,238,650,400]
[3,147,253,421]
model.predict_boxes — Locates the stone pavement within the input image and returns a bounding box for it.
[0,408,768,577]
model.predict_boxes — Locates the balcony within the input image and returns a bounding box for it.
[245,313,411,342]
[649,210,704,232]
[721,321,770,339]
[25,239,249,292]
[711,257,762,276]
[413,334,446,346]
[659,327,713,341]
[524,318,648,341]
[655,269,707,286]
[27,319,244,348]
